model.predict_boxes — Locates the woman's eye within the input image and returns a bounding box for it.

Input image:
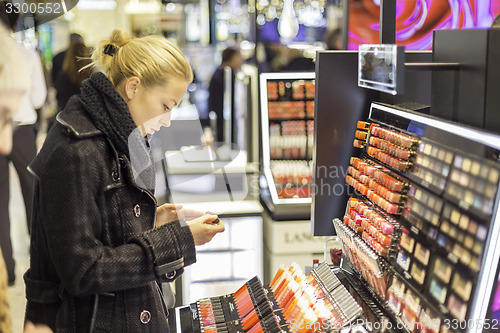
[164,105,170,112]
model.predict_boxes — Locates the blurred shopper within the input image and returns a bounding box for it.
[208,46,243,143]
[54,41,92,111]
[0,21,53,333]
[280,47,315,71]
[0,2,47,287]
[323,28,343,50]
[51,33,84,86]
[24,29,225,332]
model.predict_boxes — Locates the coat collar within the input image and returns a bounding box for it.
[56,96,102,138]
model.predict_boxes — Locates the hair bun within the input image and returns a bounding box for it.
[109,29,131,48]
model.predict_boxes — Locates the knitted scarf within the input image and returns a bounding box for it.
[79,72,156,191]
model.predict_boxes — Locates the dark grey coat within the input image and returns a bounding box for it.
[24,97,196,332]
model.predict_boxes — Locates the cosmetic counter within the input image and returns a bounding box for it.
[169,22,500,333]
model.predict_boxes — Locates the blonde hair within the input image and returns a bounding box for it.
[0,25,29,92]
[90,29,193,87]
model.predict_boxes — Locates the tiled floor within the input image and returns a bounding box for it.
[7,164,31,333]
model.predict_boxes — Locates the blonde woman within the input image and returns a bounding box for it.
[24,29,225,332]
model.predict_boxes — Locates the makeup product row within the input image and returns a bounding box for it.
[195,276,286,333]
[342,274,391,333]
[370,125,419,150]
[269,135,311,159]
[268,101,307,120]
[344,197,401,257]
[270,262,363,331]
[271,161,312,199]
[266,80,315,101]
[333,218,388,299]
[353,121,371,149]
[365,126,417,171]
[270,120,314,136]
[387,275,442,333]
[291,80,315,100]
[446,153,500,216]
[347,157,409,215]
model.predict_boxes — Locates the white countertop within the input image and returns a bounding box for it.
[179,200,263,216]
[165,147,258,175]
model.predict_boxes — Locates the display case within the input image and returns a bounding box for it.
[259,72,316,220]
[332,102,500,333]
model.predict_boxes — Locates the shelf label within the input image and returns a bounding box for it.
[404,271,412,280]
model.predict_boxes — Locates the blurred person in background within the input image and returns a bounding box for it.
[51,33,84,86]
[0,1,47,287]
[54,41,93,112]
[0,21,53,333]
[323,28,343,50]
[208,45,243,143]
[279,47,315,72]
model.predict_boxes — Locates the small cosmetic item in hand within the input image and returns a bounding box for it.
[205,211,220,224]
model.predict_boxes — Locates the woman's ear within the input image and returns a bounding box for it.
[125,76,141,100]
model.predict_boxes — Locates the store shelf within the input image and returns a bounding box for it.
[259,72,316,220]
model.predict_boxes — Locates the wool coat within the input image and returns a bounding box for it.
[24,96,196,332]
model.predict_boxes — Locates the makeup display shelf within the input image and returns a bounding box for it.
[172,262,369,333]
[259,72,316,220]
[332,103,500,333]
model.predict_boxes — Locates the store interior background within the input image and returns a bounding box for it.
[7,0,500,332]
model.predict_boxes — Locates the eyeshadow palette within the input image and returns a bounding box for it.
[445,153,500,217]
[408,139,454,194]
[438,203,486,272]
[402,184,444,243]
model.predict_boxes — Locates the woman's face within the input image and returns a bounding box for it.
[0,91,23,155]
[124,78,189,136]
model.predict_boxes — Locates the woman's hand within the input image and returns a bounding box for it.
[155,204,183,228]
[187,214,225,245]
[24,322,53,333]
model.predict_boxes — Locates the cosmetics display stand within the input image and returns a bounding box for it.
[330,103,500,333]
[173,263,368,333]
[259,72,316,221]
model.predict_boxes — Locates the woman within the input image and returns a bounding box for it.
[24,29,225,332]
[54,41,92,112]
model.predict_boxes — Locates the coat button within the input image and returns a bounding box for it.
[134,204,141,217]
[166,271,176,279]
[111,171,119,182]
[140,310,151,324]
